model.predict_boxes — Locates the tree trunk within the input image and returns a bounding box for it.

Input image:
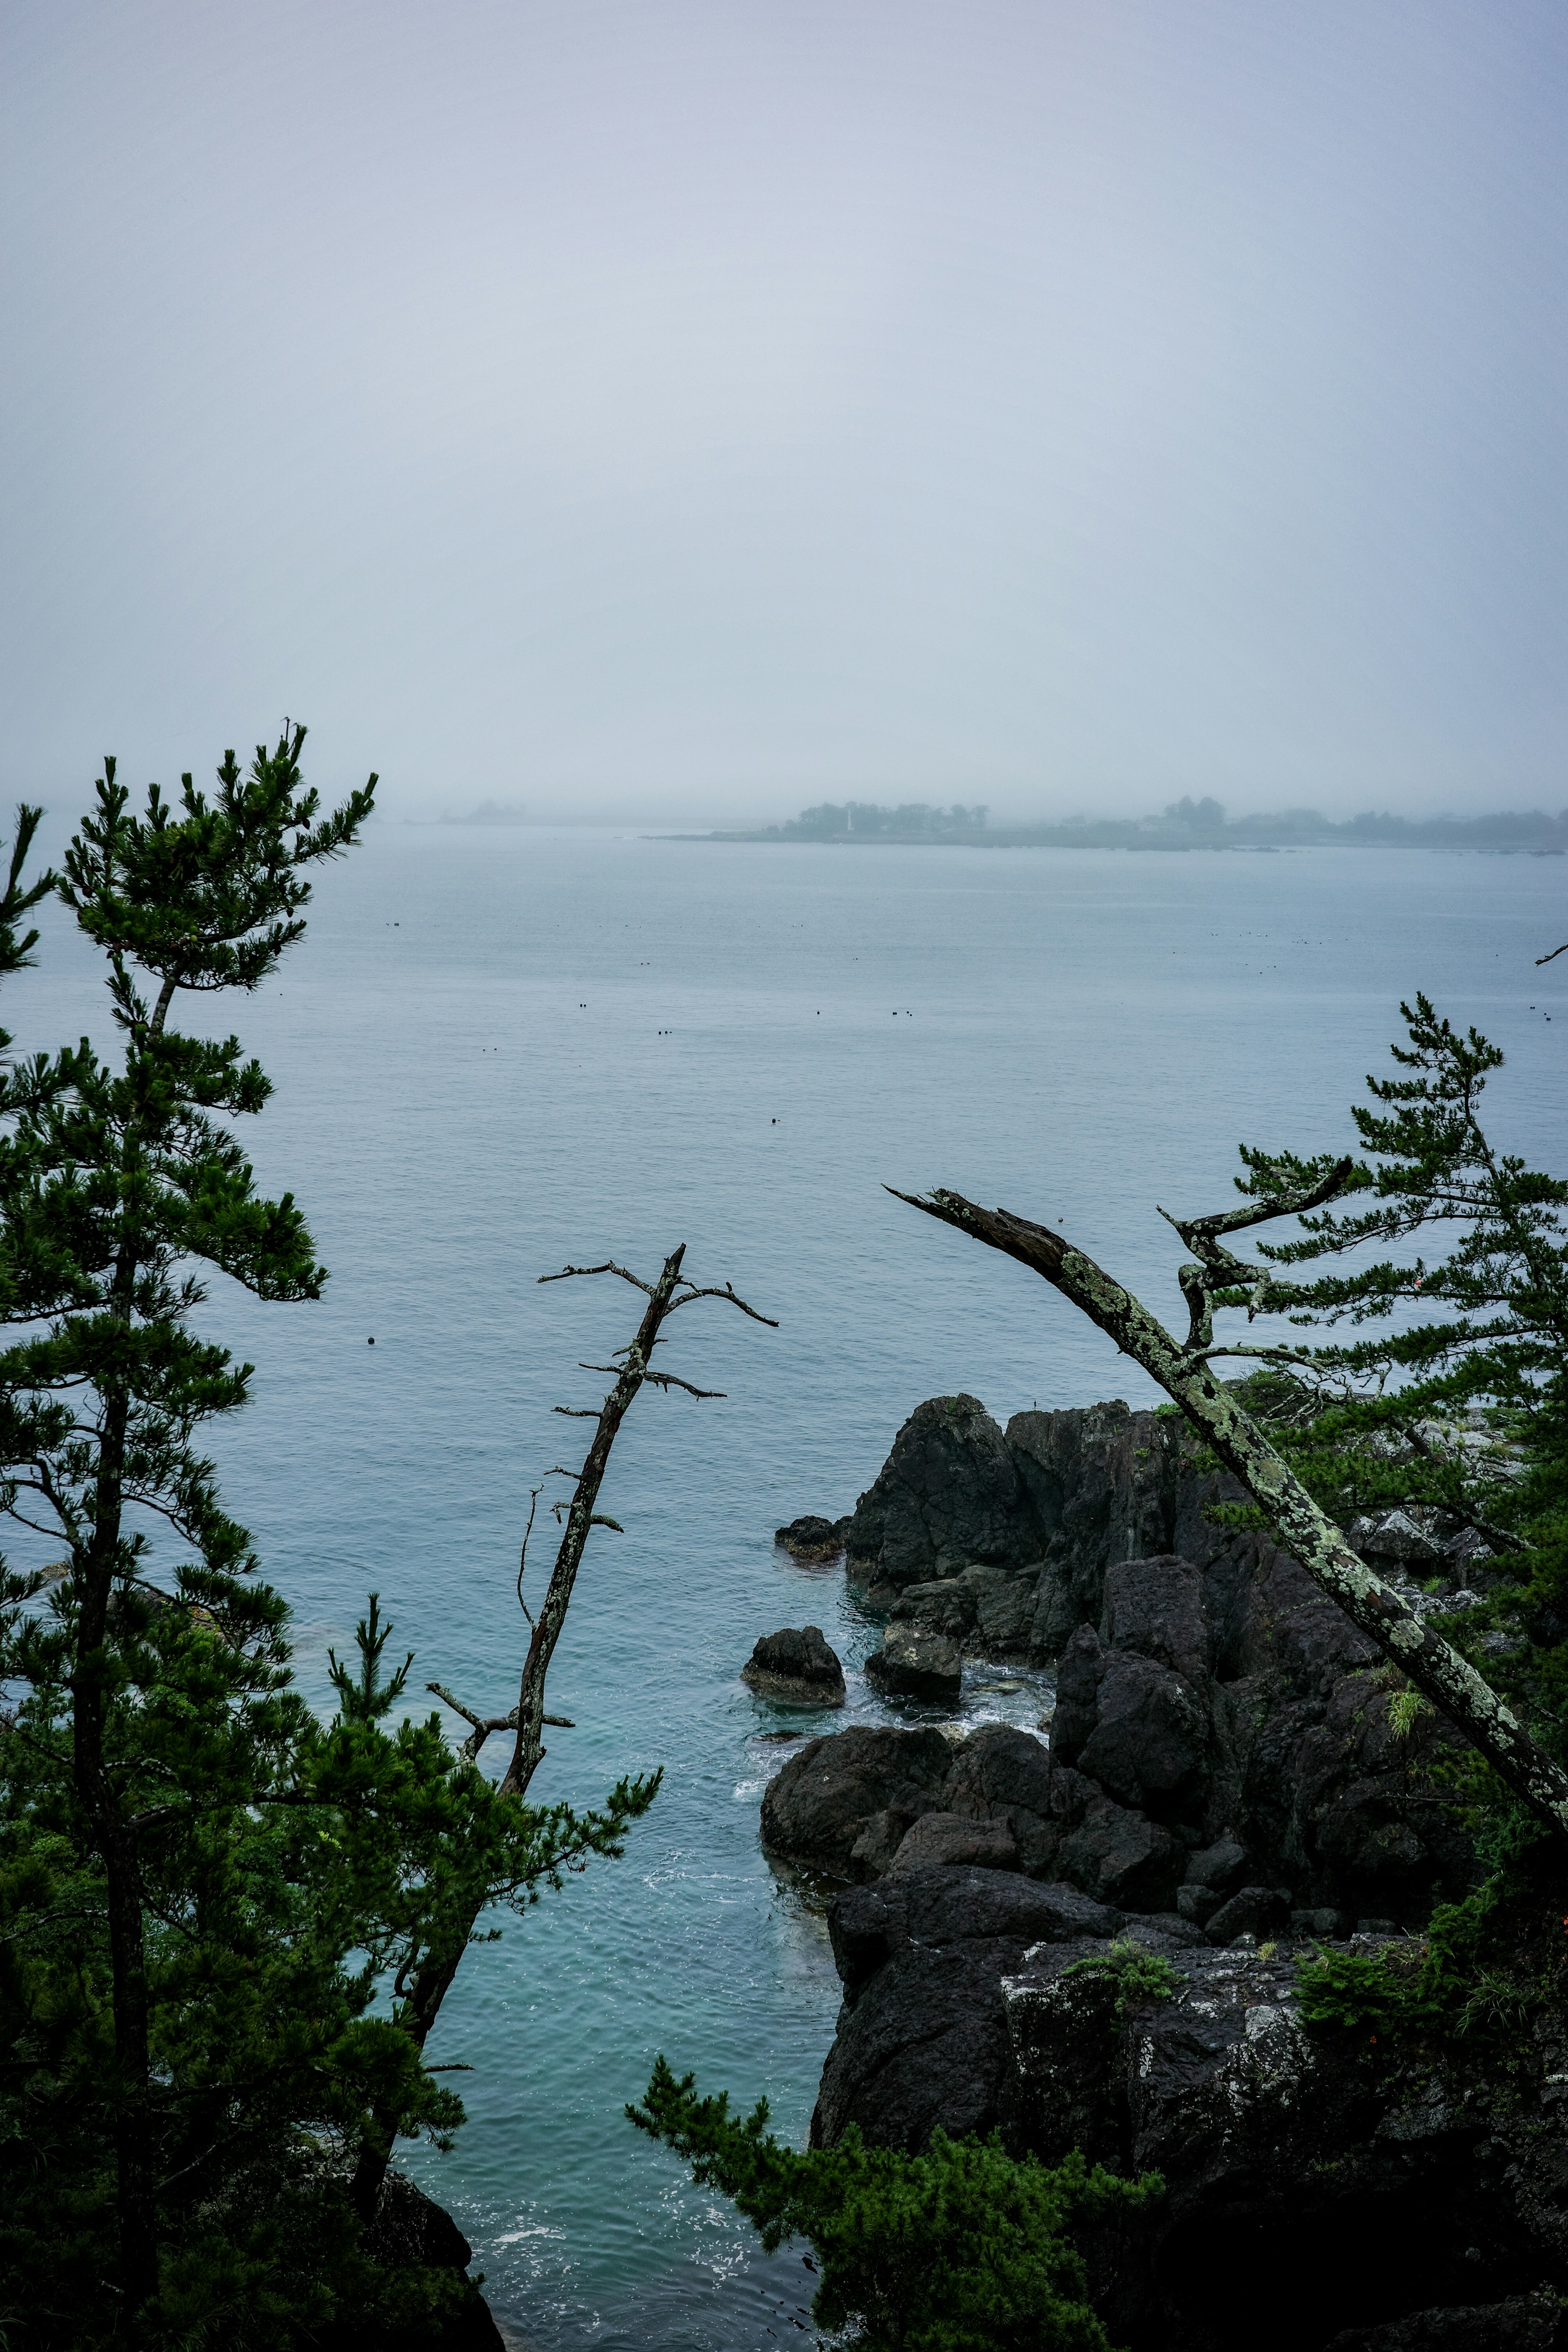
[73,1378,159,2319]
[895,1187,1568,1842]
[350,1248,692,2221]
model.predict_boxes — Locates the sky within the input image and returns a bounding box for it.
[2,0,1566,827]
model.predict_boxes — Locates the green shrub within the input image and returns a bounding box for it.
[629,2058,1163,2352]
[1060,1938,1182,2020]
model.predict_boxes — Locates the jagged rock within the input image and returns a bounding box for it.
[844,1395,1047,1597]
[889,1561,1041,1654]
[1350,1508,1444,1567]
[1006,1404,1183,1658]
[775,1513,851,1563]
[741,1624,846,1705]
[760,1724,952,1878]
[864,1622,963,1702]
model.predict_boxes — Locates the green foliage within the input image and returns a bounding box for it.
[1061,1938,1182,2019]
[1294,1882,1523,2049]
[1200,994,1568,1769]
[629,2057,1163,2352]
[0,743,661,2345]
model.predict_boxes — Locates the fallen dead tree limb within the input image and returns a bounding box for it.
[889,1179,1568,1842]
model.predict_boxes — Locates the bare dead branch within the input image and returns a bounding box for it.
[889,1180,1568,1843]
[1537,942,1568,967]
[538,1260,654,1295]
[424,1683,575,1763]
[552,1406,601,1417]
[667,1278,780,1327]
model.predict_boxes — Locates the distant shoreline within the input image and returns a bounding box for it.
[657,833,1566,855]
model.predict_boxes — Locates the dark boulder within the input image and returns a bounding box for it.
[1056,1788,1185,1914]
[864,1622,964,1702]
[741,1624,846,1705]
[1049,1619,1212,1826]
[884,1810,1019,1876]
[1078,1653,1211,1820]
[845,1395,1047,1598]
[775,1514,851,1563]
[759,1725,953,1880]
[941,1721,1059,1875]
[1203,1882,1290,1945]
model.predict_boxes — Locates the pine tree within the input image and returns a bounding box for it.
[0,737,657,2346]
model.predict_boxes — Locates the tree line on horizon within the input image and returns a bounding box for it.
[729,793,1568,850]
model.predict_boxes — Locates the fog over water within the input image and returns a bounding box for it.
[4,2,1567,822]
[5,826,1563,2345]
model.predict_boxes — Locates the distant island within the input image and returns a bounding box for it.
[441,798,530,826]
[707,795,1568,852]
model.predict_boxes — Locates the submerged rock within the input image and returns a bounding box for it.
[741,1624,846,1705]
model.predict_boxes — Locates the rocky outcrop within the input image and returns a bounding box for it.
[807,1888,1568,2350]
[1325,2299,1564,2350]
[830,1402,1483,1927]
[1000,1932,1568,2351]
[864,1622,962,1702]
[741,1625,846,1705]
[771,1394,1548,2350]
[775,1514,852,1563]
[844,1394,1049,1601]
[810,1866,1145,2154]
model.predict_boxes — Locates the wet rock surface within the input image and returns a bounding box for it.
[741,1624,846,1705]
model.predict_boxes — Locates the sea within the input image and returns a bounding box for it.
[6,824,1564,2346]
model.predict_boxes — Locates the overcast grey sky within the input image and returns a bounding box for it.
[3,1,1565,825]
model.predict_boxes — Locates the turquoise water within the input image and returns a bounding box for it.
[7,829,1564,2345]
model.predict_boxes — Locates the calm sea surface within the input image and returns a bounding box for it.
[7,828,1564,2346]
